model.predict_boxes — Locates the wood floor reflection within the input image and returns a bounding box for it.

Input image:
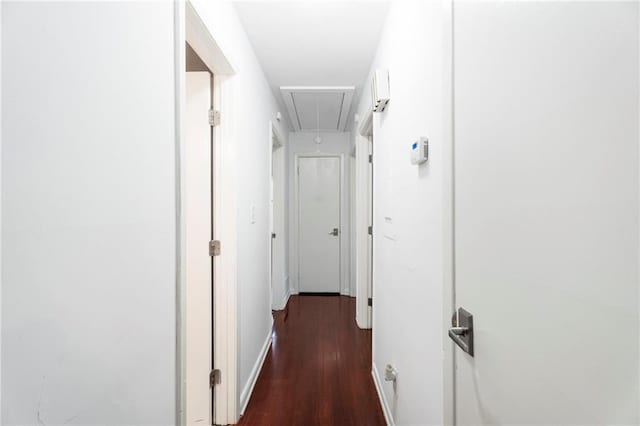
[237,295,386,426]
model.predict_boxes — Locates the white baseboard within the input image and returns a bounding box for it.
[280,291,290,311]
[239,324,273,415]
[278,279,293,310]
[372,363,394,426]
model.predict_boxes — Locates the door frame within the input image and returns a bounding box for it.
[184,67,213,425]
[175,2,238,425]
[355,117,373,329]
[292,153,345,294]
[268,121,285,309]
[442,0,455,425]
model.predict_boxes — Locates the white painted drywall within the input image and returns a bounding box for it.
[233,1,390,101]
[288,132,354,297]
[351,1,445,424]
[2,2,176,424]
[188,0,290,418]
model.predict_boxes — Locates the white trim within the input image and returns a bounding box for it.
[270,122,287,310]
[293,153,345,294]
[372,364,394,426]
[185,2,233,75]
[358,109,373,137]
[271,122,284,148]
[268,122,275,313]
[214,73,239,425]
[355,133,372,329]
[173,2,187,424]
[275,281,293,311]
[240,328,273,415]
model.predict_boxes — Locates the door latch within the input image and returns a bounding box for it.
[329,228,339,236]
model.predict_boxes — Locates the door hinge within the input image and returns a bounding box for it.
[368,154,373,163]
[209,240,221,256]
[208,109,221,127]
[368,297,373,307]
[368,226,373,236]
[210,369,221,387]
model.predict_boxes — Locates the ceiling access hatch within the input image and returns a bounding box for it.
[281,86,355,132]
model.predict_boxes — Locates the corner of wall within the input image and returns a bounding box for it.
[0,0,3,419]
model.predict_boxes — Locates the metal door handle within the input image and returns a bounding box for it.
[449,327,468,336]
[329,228,339,236]
[448,307,474,356]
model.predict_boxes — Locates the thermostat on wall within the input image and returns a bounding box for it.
[411,137,429,165]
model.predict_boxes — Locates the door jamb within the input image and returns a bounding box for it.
[293,153,344,294]
[355,128,373,329]
[175,2,237,425]
[442,0,456,425]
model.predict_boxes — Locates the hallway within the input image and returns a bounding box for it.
[238,296,385,426]
[3,1,640,424]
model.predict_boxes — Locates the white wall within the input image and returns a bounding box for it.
[2,1,288,422]
[2,2,176,424]
[188,0,290,417]
[352,1,445,424]
[288,132,354,297]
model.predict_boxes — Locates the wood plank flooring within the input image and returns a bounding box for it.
[237,295,386,426]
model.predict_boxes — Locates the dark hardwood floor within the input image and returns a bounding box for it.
[237,295,386,426]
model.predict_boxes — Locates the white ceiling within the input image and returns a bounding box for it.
[233,1,390,131]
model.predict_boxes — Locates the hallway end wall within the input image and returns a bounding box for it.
[189,0,291,419]
[352,1,445,424]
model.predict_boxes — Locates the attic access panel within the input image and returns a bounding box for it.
[281,86,355,132]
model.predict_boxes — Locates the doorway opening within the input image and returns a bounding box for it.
[178,2,237,425]
[355,111,373,329]
[269,123,287,311]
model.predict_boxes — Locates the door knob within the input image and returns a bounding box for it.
[329,228,339,236]
[448,307,474,356]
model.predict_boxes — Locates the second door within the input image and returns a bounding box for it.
[298,156,341,293]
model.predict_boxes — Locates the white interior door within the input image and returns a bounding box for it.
[452,2,639,424]
[298,156,341,293]
[185,71,212,425]
[271,143,286,308]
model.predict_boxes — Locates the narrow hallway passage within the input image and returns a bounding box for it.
[238,296,385,426]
